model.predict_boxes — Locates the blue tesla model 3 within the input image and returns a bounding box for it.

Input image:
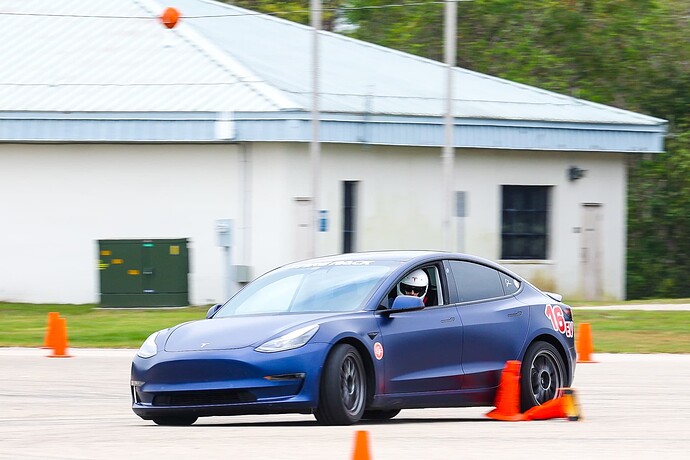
[131,251,576,425]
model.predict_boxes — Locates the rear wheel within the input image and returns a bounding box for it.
[151,416,198,426]
[362,409,401,420]
[315,344,366,425]
[520,341,565,412]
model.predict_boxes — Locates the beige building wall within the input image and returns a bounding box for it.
[0,141,626,305]
[0,143,242,305]
[249,144,626,301]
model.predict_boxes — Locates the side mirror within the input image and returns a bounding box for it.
[381,295,425,315]
[206,304,222,319]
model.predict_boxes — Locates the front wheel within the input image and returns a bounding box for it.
[520,341,566,412]
[314,344,367,425]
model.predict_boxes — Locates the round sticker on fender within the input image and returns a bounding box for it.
[374,342,384,360]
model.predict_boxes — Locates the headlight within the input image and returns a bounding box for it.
[255,325,319,353]
[137,331,159,358]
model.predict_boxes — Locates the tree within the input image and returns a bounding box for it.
[628,128,690,298]
[345,0,690,124]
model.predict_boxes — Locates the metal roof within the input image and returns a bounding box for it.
[0,0,667,151]
[0,0,293,112]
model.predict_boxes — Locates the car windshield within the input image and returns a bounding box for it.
[214,260,397,317]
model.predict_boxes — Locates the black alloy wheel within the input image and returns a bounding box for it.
[315,344,367,425]
[520,341,566,412]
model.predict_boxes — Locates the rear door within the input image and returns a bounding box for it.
[446,260,529,390]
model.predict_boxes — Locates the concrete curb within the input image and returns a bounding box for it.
[572,304,690,311]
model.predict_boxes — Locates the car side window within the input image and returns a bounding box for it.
[382,265,444,308]
[424,266,443,306]
[448,260,505,303]
[500,272,521,295]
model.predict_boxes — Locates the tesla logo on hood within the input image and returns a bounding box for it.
[200,342,210,348]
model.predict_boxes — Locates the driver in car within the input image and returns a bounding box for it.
[397,269,429,305]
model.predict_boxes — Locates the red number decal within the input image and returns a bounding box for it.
[545,304,572,336]
[544,304,558,330]
[553,305,565,333]
[564,321,574,338]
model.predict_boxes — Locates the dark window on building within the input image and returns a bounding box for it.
[448,261,505,303]
[343,181,358,253]
[501,185,550,260]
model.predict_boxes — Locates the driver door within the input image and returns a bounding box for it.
[376,265,464,394]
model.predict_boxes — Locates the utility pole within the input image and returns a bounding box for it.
[442,0,457,250]
[310,0,321,258]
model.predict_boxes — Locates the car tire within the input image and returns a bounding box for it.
[520,341,566,412]
[361,409,401,420]
[314,344,366,425]
[151,416,198,426]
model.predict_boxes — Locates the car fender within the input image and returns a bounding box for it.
[311,316,384,400]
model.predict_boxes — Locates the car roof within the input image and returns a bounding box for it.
[284,250,529,283]
[286,250,442,266]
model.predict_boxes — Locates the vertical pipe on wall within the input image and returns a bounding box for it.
[240,143,251,269]
[442,0,457,250]
[310,0,322,258]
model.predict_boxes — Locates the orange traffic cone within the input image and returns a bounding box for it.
[352,430,371,460]
[562,388,582,421]
[48,317,72,358]
[577,323,597,363]
[523,388,581,421]
[42,312,61,349]
[486,360,525,421]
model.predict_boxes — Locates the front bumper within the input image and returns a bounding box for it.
[130,343,327,420]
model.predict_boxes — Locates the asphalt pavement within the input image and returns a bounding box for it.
[1,348,689,459]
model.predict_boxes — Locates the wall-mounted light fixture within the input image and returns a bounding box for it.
[568,166,587,182]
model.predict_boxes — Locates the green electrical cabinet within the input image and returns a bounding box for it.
[98,238,189,307]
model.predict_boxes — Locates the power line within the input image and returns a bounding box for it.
[0,1,448,20]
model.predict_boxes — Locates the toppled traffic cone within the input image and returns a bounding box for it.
[352,430,371,460]
[562,388,582,421]
[523,388,581,421]
[486,360,525,421]
[48,317,72,358]
[576,323,597,363]
[42,311,61,349]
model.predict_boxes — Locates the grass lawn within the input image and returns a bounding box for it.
[0,301,689,352]
[572,309,690,353]
[0,303,209,348]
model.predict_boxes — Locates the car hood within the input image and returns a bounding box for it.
[163,313,331,352]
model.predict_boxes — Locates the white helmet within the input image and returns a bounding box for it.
[397,269,428,298]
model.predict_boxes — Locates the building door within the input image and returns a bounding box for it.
[581,203,603,300]
[343,181,358,253]
[294,197,312,261]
